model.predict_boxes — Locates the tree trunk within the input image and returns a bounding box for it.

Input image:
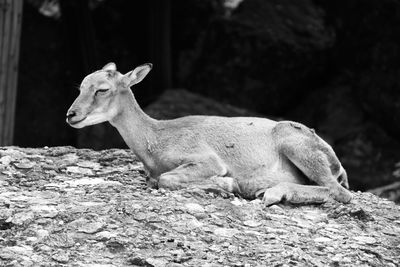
[0,0,23,145]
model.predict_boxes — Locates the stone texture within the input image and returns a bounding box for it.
[0,146,399,266]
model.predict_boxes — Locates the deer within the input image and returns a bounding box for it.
[66,63,352,206]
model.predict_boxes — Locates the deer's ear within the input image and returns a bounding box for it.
[102,62,116,72]
[122,63,152,87]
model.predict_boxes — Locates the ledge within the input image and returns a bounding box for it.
[0,146,399,266]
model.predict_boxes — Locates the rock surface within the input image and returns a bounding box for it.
[0,146,399,266]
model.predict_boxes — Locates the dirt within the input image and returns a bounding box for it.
[0,146,399,266]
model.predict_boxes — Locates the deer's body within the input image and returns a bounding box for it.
[67,63,352,206]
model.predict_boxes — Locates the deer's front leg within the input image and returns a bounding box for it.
[157,155,234,193]
[158,163,211,190]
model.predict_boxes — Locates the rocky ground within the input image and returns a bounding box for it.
[0,146,399,267]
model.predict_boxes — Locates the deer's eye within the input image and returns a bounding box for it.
[95,89,109,95]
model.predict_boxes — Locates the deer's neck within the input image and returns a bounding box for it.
[110,91,159,171]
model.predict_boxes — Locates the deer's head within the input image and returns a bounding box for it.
[66,62,152,128]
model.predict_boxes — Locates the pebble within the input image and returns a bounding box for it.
[230,198,243,206]
[52,251,69,263]
[185,202,205,213]
[0,208,13,220]
[145,257,168,267]
[37,245,51,252]
[251,199,262,205]
[158,188,166,194]
[36,229,49,239]
[0,155,12,165]
[185,217,204,229]
[95,231,117,241]
[243,219,262,228]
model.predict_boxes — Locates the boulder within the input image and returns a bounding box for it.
[185,0,335,114]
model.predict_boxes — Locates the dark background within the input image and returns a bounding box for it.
[11,0,400,192]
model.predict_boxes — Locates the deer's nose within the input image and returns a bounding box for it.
[66,110,77,120]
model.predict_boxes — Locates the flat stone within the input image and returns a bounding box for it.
[52,251,69,263]
[78,221,105,234]
[0,245,33,260]
[14,161,36,169]
[77,161,102,170]
[185,203,205,213]
[186,217,203,229]
[43,233,75,248]
[44,183,64,189]
[353,236,377,244]
[8,211,35,225]
[95,231,117,241]
[31,205,58,218]
[213,227,240,238]
[65,166,94,176]
[243,220,262,228]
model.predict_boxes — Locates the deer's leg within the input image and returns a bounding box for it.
[337,168,349,189]
[185,176,240,198]
[273,122,352,203]
[157,155,238,196]
[259,182,331,206]
[281,145,352,203]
